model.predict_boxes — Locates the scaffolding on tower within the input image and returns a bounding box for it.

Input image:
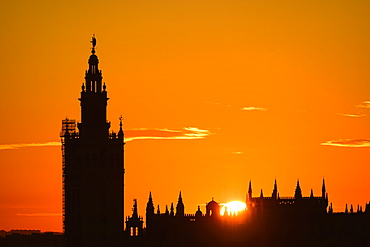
[60,118,76,230]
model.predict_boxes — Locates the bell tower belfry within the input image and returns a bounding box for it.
[61,36,125,247]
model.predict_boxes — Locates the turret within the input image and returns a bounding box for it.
[126,199,143,237]
[195,206,202,219]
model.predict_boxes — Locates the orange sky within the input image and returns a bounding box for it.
[1,0,370,232]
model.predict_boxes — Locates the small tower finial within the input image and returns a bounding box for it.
[119,115,123,128]
[118,115,124,139]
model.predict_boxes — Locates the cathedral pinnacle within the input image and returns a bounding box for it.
[176,191,185,216]
[146,192,155,216]
[132,199,138,218]
[295,180,302,199]
[272,179,278,199]
[322,178,326,199]
[178,191,183,202]
[248,180,252,200]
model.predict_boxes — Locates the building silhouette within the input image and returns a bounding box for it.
[60,36,124,247]
[54,37,370,247]
[139,180,369,247]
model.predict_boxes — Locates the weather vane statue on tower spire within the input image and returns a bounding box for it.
[91,34,97,54]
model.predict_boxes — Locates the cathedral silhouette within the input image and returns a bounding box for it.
[60,37,370,247]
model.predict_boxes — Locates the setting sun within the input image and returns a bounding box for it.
[220,201,247,216]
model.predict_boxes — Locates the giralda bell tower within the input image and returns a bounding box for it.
[61,36,124,247]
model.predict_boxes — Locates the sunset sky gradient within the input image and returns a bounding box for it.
[1,0,370,232]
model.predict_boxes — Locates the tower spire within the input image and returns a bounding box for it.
[78,36,110,140]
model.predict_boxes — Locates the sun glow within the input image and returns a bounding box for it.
[220,201,247,216]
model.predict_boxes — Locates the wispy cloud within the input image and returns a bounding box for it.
[337,113,366,118]
[232,151,243,155]
[336,101,370,118]
[356,101,370,109]
[17,213,62,217]
[321,139,370,147]
[0,142,61,151]
[241,106,267,111]
[125,127,210,142]
[0,127,211,151]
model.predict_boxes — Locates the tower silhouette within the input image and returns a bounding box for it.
[61,36,124,247]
